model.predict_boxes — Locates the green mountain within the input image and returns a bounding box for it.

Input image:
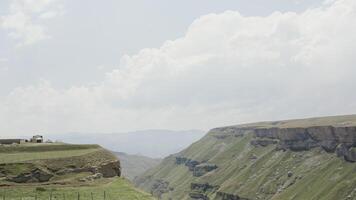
[0,143,153,200]
[135,115,356,200]
[113,152,162,181]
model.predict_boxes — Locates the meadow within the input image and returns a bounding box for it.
[0,178,154,200]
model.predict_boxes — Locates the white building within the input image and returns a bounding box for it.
[31,135,43,143]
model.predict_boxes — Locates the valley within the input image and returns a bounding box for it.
[113,152,161,181]
[2,115,356,200]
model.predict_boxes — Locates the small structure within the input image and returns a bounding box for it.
[0,139,26,145]
[31,135,44,143]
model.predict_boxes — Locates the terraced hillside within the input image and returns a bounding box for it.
[0,143,153,200]
[135,115,356,200]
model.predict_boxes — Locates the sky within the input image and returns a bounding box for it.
[1,0,356,137]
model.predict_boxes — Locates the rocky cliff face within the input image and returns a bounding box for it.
[210,125,356,162]
[0,146,121,185]
[175,157,218,176]
[0,160,121,184]
[135,115,356,200]
[251,126,356,161]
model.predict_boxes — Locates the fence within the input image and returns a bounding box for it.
[0,191,114,200]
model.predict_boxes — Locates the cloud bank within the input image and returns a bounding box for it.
[1,0,356,136]
[0,0,63,46]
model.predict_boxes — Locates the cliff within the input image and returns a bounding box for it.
[212,125,356,162]
[0,144,121,185]
[135,115,356,200]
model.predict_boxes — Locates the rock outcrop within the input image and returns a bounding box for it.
[215,192,248,200]
[189,192,209,200]
[191,183,219,193]
[186,159,201,171]
[79,173,103,182]
[150,179,171,198]
[176,157,218,176]
[8,168,54,183]
[0,163,54,183]
[193,164,218,177]
[336,145,356,162]
[250,139,278,147]
[97,161,121,177]
[0,160,121,184]
[241,126,356,162]
[175,157,201,171]
[175,157,188,165]
[212,125,356,163]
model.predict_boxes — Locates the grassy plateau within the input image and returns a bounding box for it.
[0,143,154,200]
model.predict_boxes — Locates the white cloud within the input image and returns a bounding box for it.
[0,66,9,71]
[1,0,356,135]
[39,10,58,19]
[0,58,9,71]
[0,0,63,46]
[323,0,337,5]
[0,58,8,62]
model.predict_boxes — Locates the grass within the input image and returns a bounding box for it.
[0,143,101,164]
[0,144,155,200]
[0,178,154,200]
[0,149,100,164]
[0,143,100,153]
[136,115,356,200]
[230,114,356,129]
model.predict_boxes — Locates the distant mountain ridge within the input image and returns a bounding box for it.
[50,129,205,158]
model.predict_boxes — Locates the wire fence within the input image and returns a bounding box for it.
[0,191,114,200]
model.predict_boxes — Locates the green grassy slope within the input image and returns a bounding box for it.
[0,144,100,164]
[0,143,154,200]
[135,115,356,200]
[228,114,356,129]
[0,178,154,200]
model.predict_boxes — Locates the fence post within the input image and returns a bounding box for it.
[104,191,106,200]
[91,192,93,200]
[77,192,80,200]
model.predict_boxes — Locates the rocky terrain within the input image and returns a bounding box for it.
[0,144,121,185]
[0,143,154,199]
[135,115,356,200]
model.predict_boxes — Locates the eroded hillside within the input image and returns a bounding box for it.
[0,143,154,199]
[135,115,356,200]
[0,144,121,185]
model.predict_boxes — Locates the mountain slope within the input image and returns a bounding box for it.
[135,115,356,200]
[0,143,153,199]
[114,152,162,181]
